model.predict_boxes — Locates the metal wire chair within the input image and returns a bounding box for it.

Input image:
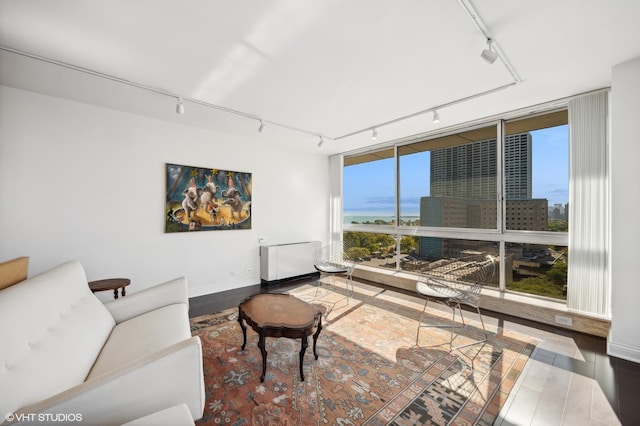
[313,241,355,300]
[415,253,497,350]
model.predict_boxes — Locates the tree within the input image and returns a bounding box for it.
[546,261,567,287]
[548,220,568,232]
[345,231,395,253]
[507,276,565,299]
[347,247,370,259]
[344,232,415,255]
[374,234,396,253]
[400,236,417,253]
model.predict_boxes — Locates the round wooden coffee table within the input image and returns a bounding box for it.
[89,278,130,299]
[238,293,322,382]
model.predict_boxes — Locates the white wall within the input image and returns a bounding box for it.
[0,86,329,298]
[609,56,640,363]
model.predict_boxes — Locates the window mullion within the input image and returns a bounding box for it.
[497,120,505,234]
[497,120,506,291]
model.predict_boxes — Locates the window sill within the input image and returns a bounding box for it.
[352,264,610,338]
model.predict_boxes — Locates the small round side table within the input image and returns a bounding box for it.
[89,278,131,299]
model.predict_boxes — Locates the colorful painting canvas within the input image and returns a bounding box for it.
[165,163,252,232]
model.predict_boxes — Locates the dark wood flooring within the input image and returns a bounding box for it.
[189,275,640,425]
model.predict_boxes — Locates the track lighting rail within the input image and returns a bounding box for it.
[1,0,520,148]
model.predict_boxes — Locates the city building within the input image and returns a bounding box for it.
[420,132,546,256]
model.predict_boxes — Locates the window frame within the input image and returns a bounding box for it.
[342,106,569,298]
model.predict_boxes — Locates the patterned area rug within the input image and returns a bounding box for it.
[191,281,537,425]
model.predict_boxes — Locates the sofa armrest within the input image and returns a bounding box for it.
[103,277,189,323]
[7,337,205,426]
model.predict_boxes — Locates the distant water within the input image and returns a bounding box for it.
[344,215,419,224]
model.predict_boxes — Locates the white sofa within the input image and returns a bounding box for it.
[0,261,205,425]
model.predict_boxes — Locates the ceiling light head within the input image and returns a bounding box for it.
[176,98,185,114]
[372,129,378,140]
[433,110,440,124]
[318,136,324,147]
[481,39,498,64]
[258,120,266,133]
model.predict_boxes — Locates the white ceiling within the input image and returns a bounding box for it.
[1,0,639,155]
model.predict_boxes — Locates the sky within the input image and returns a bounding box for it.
[343,125,569,216]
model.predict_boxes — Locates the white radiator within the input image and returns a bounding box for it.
[260,241,320,283]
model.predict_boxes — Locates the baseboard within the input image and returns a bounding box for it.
[189,277,258,298]
[607,339,640,364]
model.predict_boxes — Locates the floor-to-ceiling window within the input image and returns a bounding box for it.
[343,109,569,301]
[503,111,569,300]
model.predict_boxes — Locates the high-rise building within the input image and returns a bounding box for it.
[430,139,497,199]
[420,132,545,258]
[504,132,532,200]
[429,133,532,200]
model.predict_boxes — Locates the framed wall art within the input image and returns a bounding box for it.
[165,163,252,232]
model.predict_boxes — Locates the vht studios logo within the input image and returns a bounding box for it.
[4,412,83,423]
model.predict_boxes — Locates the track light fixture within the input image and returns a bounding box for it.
[258,120,266,133]
[481,39,498,64]
[372,129,378,140]
[432,110,440,124]
[318,136,324,147]
[176,98,184,114]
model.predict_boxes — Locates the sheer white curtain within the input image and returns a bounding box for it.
[328,154,344,244]
[567,91,610,317]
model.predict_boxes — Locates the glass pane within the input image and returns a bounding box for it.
[343,231,398,268]
[343,151,395,225]
[504,111,569,231]
[401,237,500,289]
[399,125,498,229]
[505,243,568,300]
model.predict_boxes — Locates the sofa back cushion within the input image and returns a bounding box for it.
[0,261,116,416]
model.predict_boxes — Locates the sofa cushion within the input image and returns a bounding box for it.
[87,303,191,379]
[0,261,115,416]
